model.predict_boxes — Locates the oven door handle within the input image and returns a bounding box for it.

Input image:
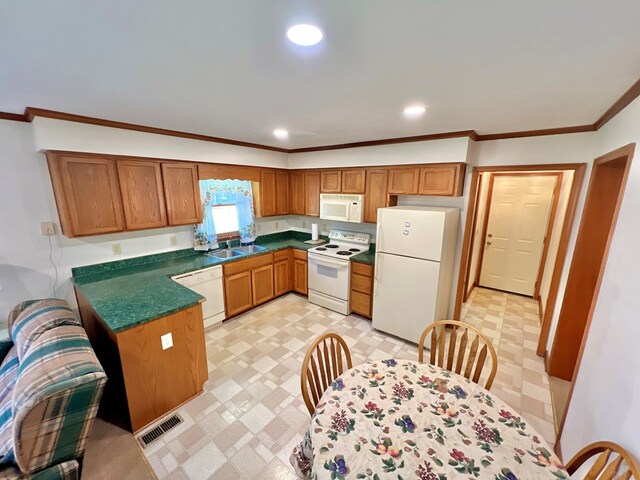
[308,254,350,269]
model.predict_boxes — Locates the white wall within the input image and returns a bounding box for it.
[33,117,289,168]
[539,170,574,316]
[467,173,491,296]
[288,137,471,169]
[560,96,640,459]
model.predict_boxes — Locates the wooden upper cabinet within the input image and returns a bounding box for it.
[258,169,278,217]
[418,163,466,196]
[364,169,388,224]
[289,171,306,215]
[320,170,342,193]
[305,171,321,216]
[117,160,167,230]
[276,170,290,215]
[161,162,202,225]
[341,169,366,194]
[387,167,420,195]
[46,152,125,237]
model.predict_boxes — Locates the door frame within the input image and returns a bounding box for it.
[453,163,586,358]
[553,144,635,454]
[475,172,562,299]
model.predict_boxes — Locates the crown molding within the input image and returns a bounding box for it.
[0,75,637,152]
[23,107,289,153]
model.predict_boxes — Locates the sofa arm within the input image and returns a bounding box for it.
[0,339,12,362]
[12,325,106,474]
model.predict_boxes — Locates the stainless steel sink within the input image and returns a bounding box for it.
[234,245,267,254]
[206,249,245,259]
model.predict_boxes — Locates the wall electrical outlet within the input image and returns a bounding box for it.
[274,221,279,229]
[40,222,55,236]
[302,221,307,228]
[170,235,177,246]
[112,243,122,255]
[161,332,173,350]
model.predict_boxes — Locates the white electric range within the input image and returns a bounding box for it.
[307,230,371,315]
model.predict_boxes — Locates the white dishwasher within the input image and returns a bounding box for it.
[171,265,225,330]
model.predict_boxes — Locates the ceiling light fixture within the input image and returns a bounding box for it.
[273,129,289,139]
[403,105,426,117]
[287,24,323,46]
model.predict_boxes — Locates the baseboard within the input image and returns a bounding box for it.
[554,436,563,461]
[537,296,544,321]
[543,350,549,371]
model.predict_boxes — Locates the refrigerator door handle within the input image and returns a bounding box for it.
[373,254,382,297]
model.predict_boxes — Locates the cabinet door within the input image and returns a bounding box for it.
[251,264,274,306]
[320,170,342,193]
[276,170,290,215]
[259,169,277,217]
[47,153,125,237]
[418,164,464,196]
[293,258,308,295]
[364,169,388,224]
[162,163,202,225]
[273,259,291,297]
[289,171,306,215]
[224,271,253,317]
[350,290,372,318]
[341,169,366,194]
[387,167,420,195]
[305,171,321,216]
[117,160,167,230]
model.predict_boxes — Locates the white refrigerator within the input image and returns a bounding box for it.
[372,206,459,343]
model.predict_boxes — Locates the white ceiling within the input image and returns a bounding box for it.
[1,1,640,149]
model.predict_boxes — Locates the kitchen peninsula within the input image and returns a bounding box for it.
[73,231,374,432]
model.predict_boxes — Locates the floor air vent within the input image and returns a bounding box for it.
[137,414,183,448]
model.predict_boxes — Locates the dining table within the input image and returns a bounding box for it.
[291,358,568,479]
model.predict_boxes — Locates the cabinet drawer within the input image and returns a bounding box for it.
[273,248,290,262]
[293,249,308,260]
[351,273,373,295]
[350,290,372,318]
[351,262,373,277]
[222,252,274,276]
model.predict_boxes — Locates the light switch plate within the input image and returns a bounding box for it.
[161,333,173,350]
[112,244,122,255]
[40,222,55,236]
[170,235,177,246]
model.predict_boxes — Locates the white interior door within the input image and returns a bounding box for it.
[479,175,557,296]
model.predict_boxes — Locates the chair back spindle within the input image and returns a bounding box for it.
[300,333,353,415]
[418,320,498,390]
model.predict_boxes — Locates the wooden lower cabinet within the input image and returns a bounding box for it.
[76,291,207,432]
[252,264,274,306]
[293,249,308,295]
[274,255,291,297]
[350,262,374,318]
[224,271,253,317]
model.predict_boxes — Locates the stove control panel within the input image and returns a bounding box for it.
[328,230,371,245]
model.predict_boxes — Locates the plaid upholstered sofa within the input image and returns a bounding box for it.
[0,299,107,479]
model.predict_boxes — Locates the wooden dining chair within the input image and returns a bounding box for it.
[300,333,353,415]
[565,441,640,479]
[418,320,498,390]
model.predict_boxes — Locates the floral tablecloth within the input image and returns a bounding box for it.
[291,359,567,480]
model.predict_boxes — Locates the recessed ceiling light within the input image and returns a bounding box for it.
[287,24,323,46]
[273,129,289,139]
[404,105,426,117]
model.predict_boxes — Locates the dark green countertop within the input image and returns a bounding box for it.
[73,231,376,334]
[351,245,375,266]
[72,231,323,333]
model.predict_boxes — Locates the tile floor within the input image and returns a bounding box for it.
[141,288,556,479]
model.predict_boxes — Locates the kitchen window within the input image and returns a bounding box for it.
[194,179,257,250]
[210,204,240,239]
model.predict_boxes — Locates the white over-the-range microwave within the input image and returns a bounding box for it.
[319,194,364,223]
